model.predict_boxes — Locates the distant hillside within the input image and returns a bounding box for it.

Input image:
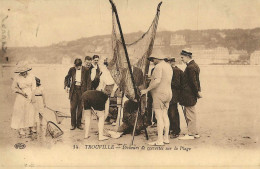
[1,28,260,64]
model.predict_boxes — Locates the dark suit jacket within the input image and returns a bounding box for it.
[171,66,184,103]
[64,66,91,100]
[179,60,201,107]
[90,64,101,90]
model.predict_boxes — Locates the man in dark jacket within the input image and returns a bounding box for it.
[64,58,91,130]
[84,55,101,90]
[167,57,184,138]
[178,50,202,140]
[91,55,102,90]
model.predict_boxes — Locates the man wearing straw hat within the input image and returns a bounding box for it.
[178,50,202,140]
[141,53,173,146]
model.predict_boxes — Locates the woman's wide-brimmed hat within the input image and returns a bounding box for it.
[14,61,32,73]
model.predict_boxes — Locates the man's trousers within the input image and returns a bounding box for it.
[183,105,198,135]
[168,102,181,135]
[70,86,83,127]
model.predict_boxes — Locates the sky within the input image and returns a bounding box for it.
[1,0,260,47]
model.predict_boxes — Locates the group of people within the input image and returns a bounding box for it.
[140,50,202,146]
[64,55,118,140]
[11,49,202,145]
[63,50,202,145]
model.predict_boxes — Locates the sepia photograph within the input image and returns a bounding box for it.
[0,0,260,168]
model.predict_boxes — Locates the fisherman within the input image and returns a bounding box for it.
[117,99,146,136]
[82,90,110,141]
[141,54,173,146]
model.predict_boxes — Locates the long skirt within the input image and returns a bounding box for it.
[11,94,35,129]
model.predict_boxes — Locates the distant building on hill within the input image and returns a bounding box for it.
[185,47,229,64]
[230,49,248,55]
[170,34,186,46]
[250,50,260,65]
[229,54,240,62]
[229,49,249,64]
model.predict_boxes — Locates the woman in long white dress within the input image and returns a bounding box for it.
[11,61,36,136]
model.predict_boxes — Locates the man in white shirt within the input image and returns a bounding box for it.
[141,55,173,146]
[75,66,81,86]
[64,58,91,130]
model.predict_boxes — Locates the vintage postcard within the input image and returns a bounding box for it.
[0,0,259,168]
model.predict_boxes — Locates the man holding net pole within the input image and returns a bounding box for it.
[141,55,173,146]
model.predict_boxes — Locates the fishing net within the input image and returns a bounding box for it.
[53,111,71,124]
[108,2,161,103]
[45,121,64,139]
[46,107,70,124]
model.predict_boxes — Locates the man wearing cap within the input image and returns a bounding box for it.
[167,57,184,138]
[141,55,173,146]
[64,58,91,130]
[178,50,202,140]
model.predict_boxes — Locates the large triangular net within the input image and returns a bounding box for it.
[107,3,161,103]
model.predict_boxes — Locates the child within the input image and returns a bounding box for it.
[34,77,46,131]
